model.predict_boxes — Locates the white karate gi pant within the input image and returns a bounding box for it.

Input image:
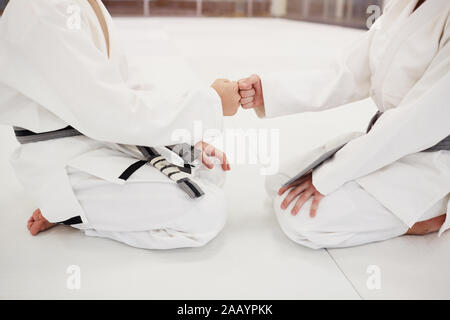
[267,175,448,249]
[69,164,227,250]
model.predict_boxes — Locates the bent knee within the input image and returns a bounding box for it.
[172,185,227,246]
[272,194,332,249]
[273,196,361,249]
[194,189,228,246]
[273,193,314,228]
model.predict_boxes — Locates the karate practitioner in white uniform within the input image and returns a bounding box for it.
[238,0,450,249]
[0,0,241,249]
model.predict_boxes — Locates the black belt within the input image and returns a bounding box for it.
[13,126,205,224]
[14,126,201,163]
[366,111,450,152]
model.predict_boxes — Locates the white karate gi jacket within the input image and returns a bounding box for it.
[0,0,223,223]
[259,0,450,231]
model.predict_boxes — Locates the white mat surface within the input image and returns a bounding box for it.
[0,17,448,299]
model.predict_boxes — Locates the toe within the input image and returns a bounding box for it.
[28,209,56,235]
[29,221,43,236]
[32,209,41,219]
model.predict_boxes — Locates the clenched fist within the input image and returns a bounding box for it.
[211,79,240,116]
[238,74,264,109]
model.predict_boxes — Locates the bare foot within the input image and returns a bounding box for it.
[27,209,56,236]
[406,214,446,235]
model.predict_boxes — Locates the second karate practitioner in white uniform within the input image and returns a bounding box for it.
[0,0,241,249]
[238,0,450,249]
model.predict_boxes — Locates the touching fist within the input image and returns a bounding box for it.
[238,74,264,109]
[211,79,240,116]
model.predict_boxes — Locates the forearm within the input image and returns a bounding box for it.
[313,73,450,195]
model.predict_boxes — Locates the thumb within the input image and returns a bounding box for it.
[238,74,260,90]
[238,80,251,90]
[248,74,260,84]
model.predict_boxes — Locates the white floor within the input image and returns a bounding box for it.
[1,18,449,299]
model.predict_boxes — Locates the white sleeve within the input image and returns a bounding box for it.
[2,0,222,147]
[257,23,377,118]
[312,38,450,195]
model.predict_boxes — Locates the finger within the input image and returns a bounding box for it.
[239,74,260,89]
[29,220,44,236]
[200,141,214,156]
[201,142,216,157]
[221,152,230,171]
[281,184,308,210]
[239,89,256,98]
[223,158,231,171]
[248,74,260,84]
[240,96,254,104]
[27,218,34,230]
[278,173,312,196]
[292,188,314,216]
[201,151,214,169]
[234,93,242,104]
[196,142,230,170]
[238,77,254,90]
[242,102,254,109]
[32,209,41,218]
[309,193,324,218]
[209,146,230,171]
[278,182,298,196]
[278,186,289,196]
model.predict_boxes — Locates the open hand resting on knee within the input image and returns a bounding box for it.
[277,174,324,218]
[195,141,230,171]
[211,79,241,116]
